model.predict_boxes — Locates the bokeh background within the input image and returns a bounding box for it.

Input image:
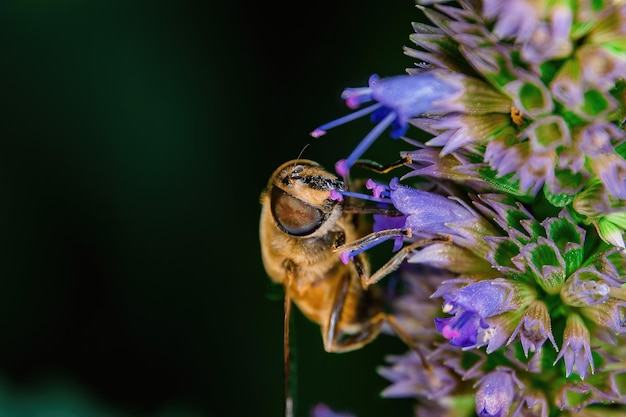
[1,1,424,416]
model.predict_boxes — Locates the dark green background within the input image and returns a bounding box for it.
[0,1,423,416]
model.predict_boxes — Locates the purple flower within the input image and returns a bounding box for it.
[310,72,462,176]
[554,314,594,379]
[511,389,549,417]
[435,310,488,348]
[384,263,454,340]
[483,0,540,42]
[378,350,457,400]
[579,123,626,200]
[521,6,573,64]
[578,44,626,91]
[475,368,519,417]
[333,177,493,264]
[592,153,626,201]
[387,178,477,238]
[407,240,494,276]
[433,279,518,348]
[507,300,557,357]
[560,267,612,307]
[516,152,557,197]
[579,297,626,335]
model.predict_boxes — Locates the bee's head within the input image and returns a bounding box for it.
[268,160,344,237]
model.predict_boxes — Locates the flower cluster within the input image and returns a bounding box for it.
[309,1,626,416]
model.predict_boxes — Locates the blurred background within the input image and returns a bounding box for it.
[0,1,423,416]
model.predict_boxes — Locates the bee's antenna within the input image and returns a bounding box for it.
[296,143,310,162]
[291,143,310,171]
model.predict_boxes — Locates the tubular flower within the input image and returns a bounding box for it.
[475,368,520,417]
[332,176,499,262]
[309,71,489,177]
[299,0,626,416]
[507,300,557,357]
[432,278,530,349]
[573,177,626,247]
[554,313,594,379]
[377,349,458,400]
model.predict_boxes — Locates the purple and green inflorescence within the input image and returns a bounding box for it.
[310,1,626,416]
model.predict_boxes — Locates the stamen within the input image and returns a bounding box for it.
[335,228,411,263]
[365,178,389,199]
[341,87,373,109]
[340,252,352,265]
[341,111,398,175]
[336,190,391,204]
[329,189,344,202]
[309,103,383,138]
[339,235,394,263]
[335,159,349,177]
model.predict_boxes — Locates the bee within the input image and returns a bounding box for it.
[260,159,434,417]
[259,156,436,416]
[260,159,388,354]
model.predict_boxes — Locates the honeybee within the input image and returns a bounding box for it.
[260,159,435,417]
[260,159,389,353]
[261,159,387,417]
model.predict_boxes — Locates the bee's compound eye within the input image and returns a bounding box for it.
[271,187,323,236]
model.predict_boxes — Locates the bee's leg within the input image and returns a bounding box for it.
[324,271,349,352]
[283,264,297,417]
[360,238,444,289]
[336,231,450,289]
[323,271,385,353]
[352,154,412,174]
[336,228,412,253]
